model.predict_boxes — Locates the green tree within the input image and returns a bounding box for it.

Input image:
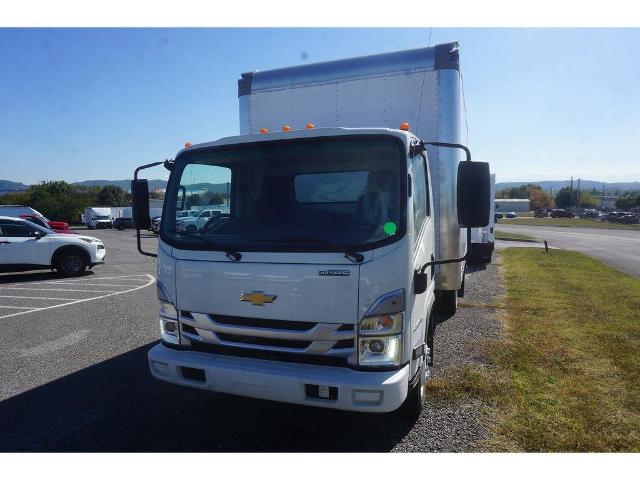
[206,192,225,205]
[186,193,202,209]
[29,181,86,223]
[530,189,555,209]
[579,192,598,208]
[615,196,635,210]
[555,186,578,209]
[96,185,130,206]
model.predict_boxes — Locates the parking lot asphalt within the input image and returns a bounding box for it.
[495,223,640,277]
[0,227,502,452]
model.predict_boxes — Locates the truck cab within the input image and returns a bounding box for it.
[146,127,440,414]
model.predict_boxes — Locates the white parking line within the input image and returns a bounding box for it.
[0,274,156,320]
[0,287,121,293]
[0,281,148,288]
[17,329,91,356]
[0,295,84,301]
[0,305,38,310]
[44,274,151,284]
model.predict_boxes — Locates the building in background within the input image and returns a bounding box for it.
[594,195,616,210]
[495,198,530,213]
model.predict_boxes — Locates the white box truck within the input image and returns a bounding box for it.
[82,207,113,229]
[133,42,489,417]
[469,173,495,263]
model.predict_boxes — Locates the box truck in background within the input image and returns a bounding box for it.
[469,173,495,263]
[82,207,113,229]
[134,42,489,417]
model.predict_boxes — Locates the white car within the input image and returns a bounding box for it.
[0,216,106,276]
[176,209,223,233]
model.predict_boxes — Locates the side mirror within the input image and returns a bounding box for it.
[414,271,428,295]
[33,231,45,239]
[457,161,490,228]
[131,179,151,230]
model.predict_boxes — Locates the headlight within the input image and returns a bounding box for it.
[357,312,404,367]
[159,299,179,344]
[358,335,402,367]
[358,313,402,336]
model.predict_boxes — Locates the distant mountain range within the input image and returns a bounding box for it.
[496,180,640,193]
[71,179,169,191]
[0,179,29,193]
[2,178,639,196]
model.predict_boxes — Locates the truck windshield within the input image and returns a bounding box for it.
[162,136,406,252]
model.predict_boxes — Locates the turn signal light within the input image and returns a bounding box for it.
[282,125,292,131]
[305,123,315,129]
[399,122,409,131]
[260,128,269,134]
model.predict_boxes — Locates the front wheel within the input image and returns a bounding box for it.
[56,252,87,276]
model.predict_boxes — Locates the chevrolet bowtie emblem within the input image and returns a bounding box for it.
[240,291,278,306]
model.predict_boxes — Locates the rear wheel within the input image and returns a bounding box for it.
[55,251,87,276]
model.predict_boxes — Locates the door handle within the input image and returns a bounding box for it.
[0,241,9,244]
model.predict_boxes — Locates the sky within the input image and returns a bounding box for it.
[0,28,639,185]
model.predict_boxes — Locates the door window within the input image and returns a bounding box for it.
[0,222,37,237]
[411,154,430,244]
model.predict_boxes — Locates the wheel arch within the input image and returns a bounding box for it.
[51,244,91,267]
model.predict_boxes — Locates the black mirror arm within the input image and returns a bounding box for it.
[418,227,471,274]
[134,161,164,181]
[416,140,473,275]
[422,141,471,162]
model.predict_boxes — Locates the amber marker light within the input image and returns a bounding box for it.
[184,142,193,148]
[399,122,410,131]
[305,123,315,129]
[260,128,269,134]
[282,125,292,131]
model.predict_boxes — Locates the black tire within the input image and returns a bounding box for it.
[55,251,87,276]
[435,290,457,315]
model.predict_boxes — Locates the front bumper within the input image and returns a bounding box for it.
[148,343,409,412]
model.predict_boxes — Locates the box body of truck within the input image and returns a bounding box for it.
[144,42,483,414]
[238,42,467,305]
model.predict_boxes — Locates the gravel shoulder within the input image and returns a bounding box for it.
[391,254,505,452]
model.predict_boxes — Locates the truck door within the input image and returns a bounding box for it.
[0,220,51,266]
[410,153,435,345]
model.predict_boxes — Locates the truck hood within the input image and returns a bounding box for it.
[175,258,360,324]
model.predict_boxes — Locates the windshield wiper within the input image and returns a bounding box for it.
[165,228,242,261]
[251,237,364,263]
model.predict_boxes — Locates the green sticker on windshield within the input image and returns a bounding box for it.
[383,221,397,236]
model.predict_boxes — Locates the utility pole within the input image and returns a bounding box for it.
[570,176,574,211]
[577,178,581,217]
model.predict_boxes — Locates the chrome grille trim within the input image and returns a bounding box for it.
[179,311,355,357]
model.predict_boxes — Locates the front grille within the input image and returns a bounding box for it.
[331,339,355,349]
[187,341,349,368]
[337,324,354,332]
[210,314,316,331]
[181,323,198,335]
[216,332,311,350]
